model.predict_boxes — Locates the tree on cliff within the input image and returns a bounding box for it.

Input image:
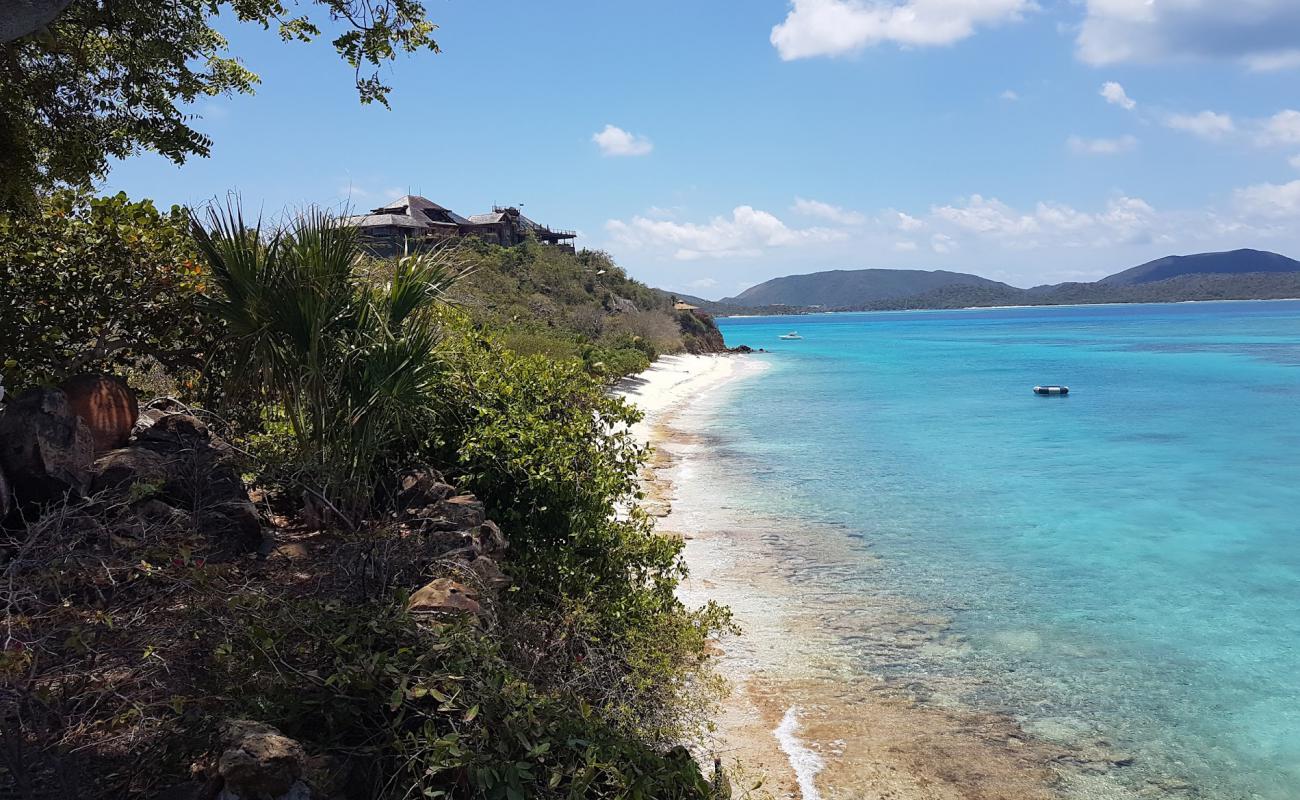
[0,0,438,212]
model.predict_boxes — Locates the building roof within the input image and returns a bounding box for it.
[366,195,474,228]
[346,213,427,229]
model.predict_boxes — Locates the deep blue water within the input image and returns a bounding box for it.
[711,302,1300,798]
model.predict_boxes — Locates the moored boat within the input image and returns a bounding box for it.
[1034,385,1069,395]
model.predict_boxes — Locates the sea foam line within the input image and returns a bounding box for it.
[775,706,824,800]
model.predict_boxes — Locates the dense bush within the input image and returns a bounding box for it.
[0,190,211,392]
[194,207,462,518]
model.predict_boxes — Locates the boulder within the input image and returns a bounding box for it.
[408,495,485,532]
[407,578,482,619]
[61,374,138,453]
[217,720,306,799]
[0,387,94,505]
[395,468,456,511]
[468,556,511,590]
[474,521,508,556]
[91,413,261,552]
[92,446,173,494]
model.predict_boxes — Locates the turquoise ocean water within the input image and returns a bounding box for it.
[704,302,1300,798]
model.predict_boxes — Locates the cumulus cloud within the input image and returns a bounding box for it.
[1258,110,1300,147]
[792,196,867,224]
[1067,134,1138,156]
[1234,180,1300,218]
[1100,81,1136,110]
[592,124,653,157]
[1000,89,1020,101]
[770,0,1034,60]
[688,277,720,290]
[928,194,1157,248]
[1077,0,1300,70]
[605,206,848,260]
[1165,111,1236,141]
[1290,155,1300,170]
[931,234,956,254]
[891,211,924,231]
[894,240,919,251]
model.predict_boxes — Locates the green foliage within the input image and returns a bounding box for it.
[450,242,714,380]
[216,594,719,799]
[0,0,438,210]
[0,190,211,392]
[195,206,461,517]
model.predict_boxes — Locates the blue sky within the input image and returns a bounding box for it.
[105,0,1300,297]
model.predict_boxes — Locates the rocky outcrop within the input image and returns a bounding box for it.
[216,720,311,800]
[61,374,138,452]
[406,578,482,619]
[93,411,261,552]
[0,387,94,506]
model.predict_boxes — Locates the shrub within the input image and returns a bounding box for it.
[193,206,463,518]
[0,190,211,393]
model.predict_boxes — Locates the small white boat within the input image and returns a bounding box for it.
[1034,385,1069,396]
[779,331,803,340]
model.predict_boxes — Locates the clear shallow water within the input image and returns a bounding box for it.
[708,302,1300,798]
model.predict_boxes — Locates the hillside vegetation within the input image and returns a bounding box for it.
[719,268,1009,308]
[1,198,738,800]
[448,240,727,378]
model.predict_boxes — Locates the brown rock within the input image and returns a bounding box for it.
[0,387,94,505]
[409,494,485,532]
[61,374,138,453]
[474,520,508,555]
[407,578,482,618]
[395,468,455,510]
[217,720,306,798]
[468,556,511,590]
[92,446,173,493]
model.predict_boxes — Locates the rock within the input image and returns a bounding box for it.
[468,556,511,590]
[60,374,138,453]
[130,398,191,439]
[608,295,639,314]
[90,414,261,552]
[395,468,455,510]
[137,412,211,446]
[0,387,94,505]
[407,578,482,619]
[217,720,306,799]
[473,520,508,556]
[92,446,173,493]
[408,494,485,532]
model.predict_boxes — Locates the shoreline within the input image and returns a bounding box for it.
[618,354,1138,800]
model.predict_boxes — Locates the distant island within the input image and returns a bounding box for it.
[666,249,1300,315]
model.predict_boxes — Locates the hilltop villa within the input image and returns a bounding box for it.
[347,195,577,255]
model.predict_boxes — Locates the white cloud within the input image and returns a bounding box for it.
[770,0,1035,60]
[892,211,924,231]
[1078,0,1300,70]
[1100,81,1136,110]
[1234,180,1300,218]
[688,277,720,290]
[1290,154,1300,170]
[1258,110,1300,147]
[1000,89,1020,101]
[592,124,653,157]
[605,206,847,260]
[931,234,956,254]
[792,196,867,225]
[1067,134,1139,156]
[893,240,919,251]
[1165,111,1236,141]
[927,194,1157,248]
[934,194,1038,236]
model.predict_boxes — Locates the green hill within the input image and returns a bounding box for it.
[720,268,1013,307]
[1098,249,1300,286]
[448,240,727,378]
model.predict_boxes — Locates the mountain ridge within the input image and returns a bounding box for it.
[673,249,1300,314]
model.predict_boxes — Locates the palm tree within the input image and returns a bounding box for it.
[192,203,463,516]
